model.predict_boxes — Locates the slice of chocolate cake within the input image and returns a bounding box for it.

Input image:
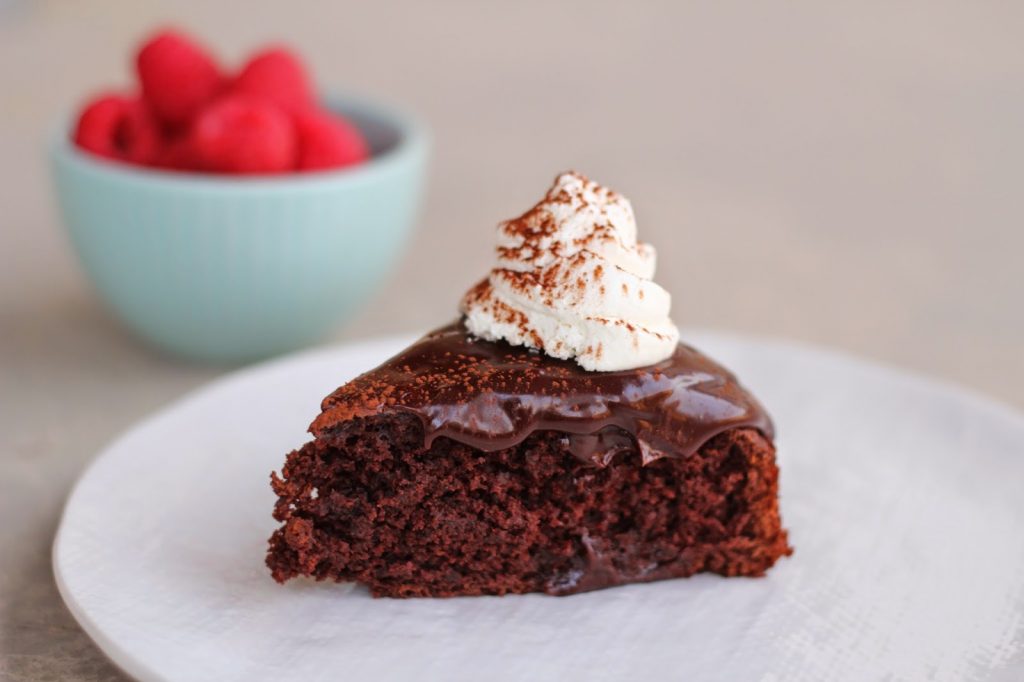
[267,171,791,597]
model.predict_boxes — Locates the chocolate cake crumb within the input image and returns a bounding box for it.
[267,416,791,597]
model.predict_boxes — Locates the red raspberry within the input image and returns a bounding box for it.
[154,135,198,171]
[232,47,314,114]
[73,93,161,165]
[136,29,223,128]
[294,110,369,171]
[189,96,297,174]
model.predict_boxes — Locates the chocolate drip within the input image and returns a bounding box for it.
[313,321,773,465]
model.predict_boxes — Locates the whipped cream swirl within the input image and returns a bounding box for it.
[460,171,679,371]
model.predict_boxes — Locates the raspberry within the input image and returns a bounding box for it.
[232,47,314,114]
[154,135,198,171]
[189,96,297,174]
[136,29,223,128]
[294,110,369,171]
[73,93,161,165]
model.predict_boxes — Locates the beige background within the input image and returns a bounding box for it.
[2,1,1022,679]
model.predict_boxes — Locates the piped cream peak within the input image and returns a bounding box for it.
[460,171,679,371]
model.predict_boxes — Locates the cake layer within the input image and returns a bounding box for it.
[267,414,791,597]
[313,322,774,464]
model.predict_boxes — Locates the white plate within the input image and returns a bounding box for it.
[53,331,1024,682]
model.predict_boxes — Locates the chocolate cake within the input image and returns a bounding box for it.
[267,323,790,596]
[267,171,791,597]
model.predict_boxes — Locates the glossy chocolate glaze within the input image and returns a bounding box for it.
[312,321,773,465]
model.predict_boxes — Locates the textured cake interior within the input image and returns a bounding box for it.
[267,413,791,597]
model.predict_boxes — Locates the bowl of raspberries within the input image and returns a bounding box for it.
[52,29,428,363]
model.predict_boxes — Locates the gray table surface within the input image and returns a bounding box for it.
[2,1,1022,679]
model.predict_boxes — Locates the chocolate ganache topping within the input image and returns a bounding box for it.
[312,322,774,465]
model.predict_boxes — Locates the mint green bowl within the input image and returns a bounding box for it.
[51,94,428,364]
